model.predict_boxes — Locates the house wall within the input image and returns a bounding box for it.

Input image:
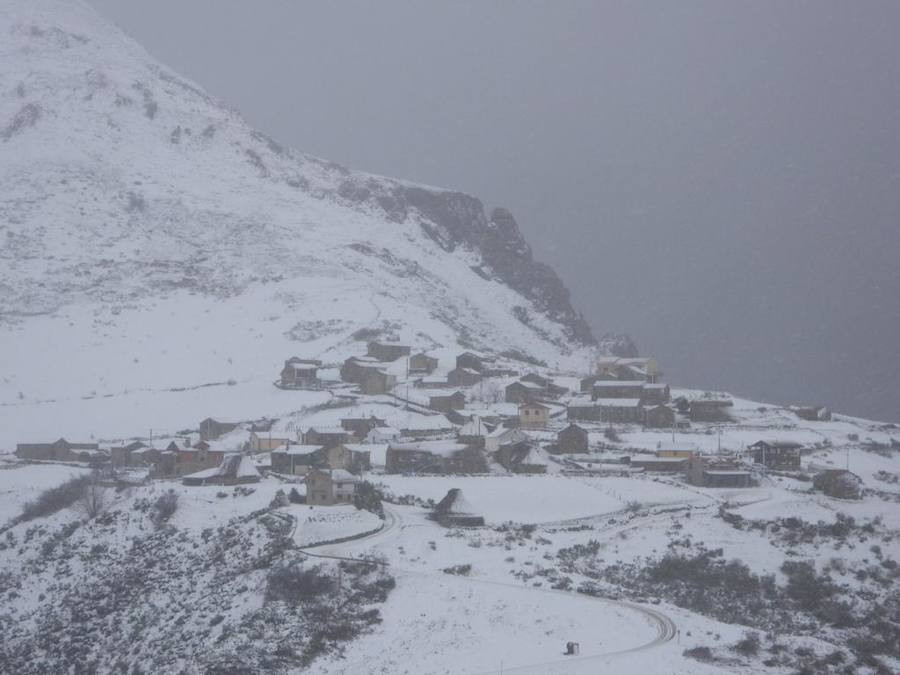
[644,406,675,428]
[519,406,548,428]
[591,384,644,400]
[447,368,481,387]
[306,472,333,505]
[430,394,465,413]
[367,342,410,362]
[456,353,484,372]
[409,354,438,373]
[599,405,643,423]
[558,427,588,453]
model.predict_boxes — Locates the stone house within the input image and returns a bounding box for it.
[749,440,803,470]
[270,443,326,475]
[428,390,466,414]
[182,453,260,486]
[594,399,644,424]
[519,401,550,429]
[385,440,485,474]
[306,469,361,506]
[303,427,351,449]
[505,380,545,404]
[644,404,676,428]
[16,438,101,463]
[278,357,321,389]
[177,441,226,476]
[340,356,392,385]
[109,440,148,467]
[686,456,752,488]
[567,399,604,422]
[519,373,567,397]
[340,416,386,439]
[248,431,292,453]
[199,418,239,441]
[579,375,603,393]
[447,367,482,387]
[326,444,371,473]
[557,424,589,453]
[629,456,688,472]
[813,469,863,500]
[641,383,671,405]
[456,351,487,372]
[591,380,646,400]
[360,368,397,395]
[409,352,439,374]
[367,341,411,362]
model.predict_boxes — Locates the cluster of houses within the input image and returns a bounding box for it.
[14,346,856,503]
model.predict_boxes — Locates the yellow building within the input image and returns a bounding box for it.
[519,401,550,429]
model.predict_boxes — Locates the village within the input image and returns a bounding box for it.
[11,340,866,505]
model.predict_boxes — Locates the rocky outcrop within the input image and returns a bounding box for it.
[333,176,596,346]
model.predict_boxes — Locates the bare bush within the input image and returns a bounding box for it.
[20,474,90,522]
[150,490,179,528]
[78,473,110,519]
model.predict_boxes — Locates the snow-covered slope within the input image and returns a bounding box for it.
[0,0,601,441]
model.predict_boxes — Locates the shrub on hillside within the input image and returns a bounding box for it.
[150,490,179,529]
[354,481,384,519]
[265,562,333,605]
[20,474,91,522]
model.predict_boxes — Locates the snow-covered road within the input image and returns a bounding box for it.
[302,504,678,674]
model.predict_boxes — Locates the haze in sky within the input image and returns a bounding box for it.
[88,0,900,422]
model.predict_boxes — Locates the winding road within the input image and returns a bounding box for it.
[295,504,678,673]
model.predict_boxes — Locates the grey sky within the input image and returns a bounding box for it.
[88,0,900,422]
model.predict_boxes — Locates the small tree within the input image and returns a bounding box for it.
[150,490,179,528]
[78,472,109,519]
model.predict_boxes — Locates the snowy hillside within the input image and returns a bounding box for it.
[0,0,601,446]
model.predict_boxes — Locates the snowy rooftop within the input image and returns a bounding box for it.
[511,381,544,390]
[594,398,642,407]
[330,469,361,483]
[305,426,349,435]
[592,380,646,387]
[390,414,453,430]
[275,444,323,456]
[458,417,489,437]
[390,440,469,457]
[427,389,464,398]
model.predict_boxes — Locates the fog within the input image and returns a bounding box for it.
[89,0,900,422]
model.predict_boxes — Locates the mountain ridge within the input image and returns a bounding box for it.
[0,0,595,351]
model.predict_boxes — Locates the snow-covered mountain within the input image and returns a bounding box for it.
[0,0,597,345]
[0,0,612,443]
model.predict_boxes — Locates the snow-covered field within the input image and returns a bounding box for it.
[287,503,382,546]
[0,461,88,523]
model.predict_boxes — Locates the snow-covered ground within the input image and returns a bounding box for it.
[0,460,88,523]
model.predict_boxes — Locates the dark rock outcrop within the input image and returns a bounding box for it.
[333,177,596,346]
